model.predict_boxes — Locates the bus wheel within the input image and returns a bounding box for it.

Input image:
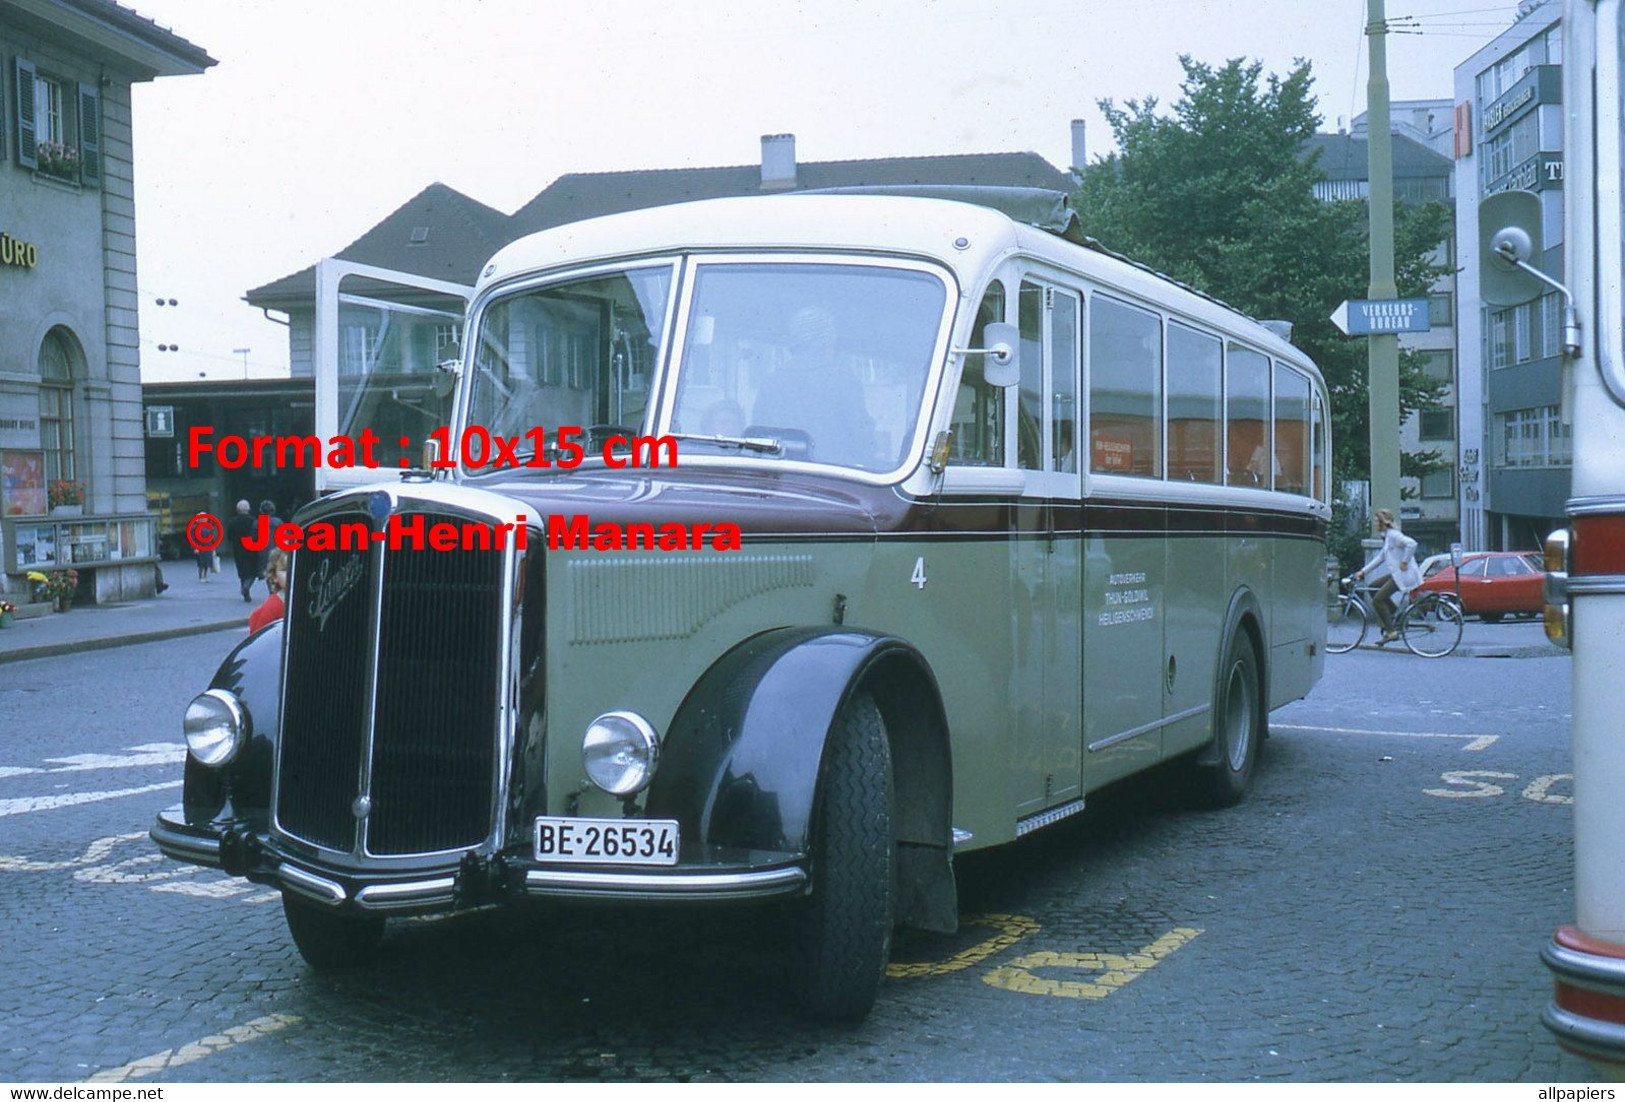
[1192,636,1262,808]
[788,691,894,1021]
[282,894,384,971]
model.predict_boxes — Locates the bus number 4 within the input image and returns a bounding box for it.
[911,557,928,590]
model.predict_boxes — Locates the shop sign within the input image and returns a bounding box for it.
[1483,83,1535,134]
[1,232,40,269]
[145,406,174,438]
[1486,152,1565,195]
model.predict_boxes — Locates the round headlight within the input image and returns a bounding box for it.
[582,711,660,796]
[185,689,248,768]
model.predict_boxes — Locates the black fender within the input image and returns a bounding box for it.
[182,622,283,820]
[1194,587,1268,768]
[645,626,958,931]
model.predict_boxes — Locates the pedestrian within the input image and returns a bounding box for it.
[225,499,260,603]
[1354,508,1423,644]
[195,539,216,582]
[255,499,283,576]
[248,550,288,633]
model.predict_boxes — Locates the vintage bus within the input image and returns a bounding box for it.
[152,188,1331,1020]
[1519,0,1625,1074]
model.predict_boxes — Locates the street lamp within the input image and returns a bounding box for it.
[233,347,250,381]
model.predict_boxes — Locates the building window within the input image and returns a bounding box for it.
[1428,293,1453,328]
[13,59,101,184]
[1420,350,1453,386]
[1495,405,1571,468]
[1420,410,1454,441]
[38,328,78,484]
[1420,468,1454,499]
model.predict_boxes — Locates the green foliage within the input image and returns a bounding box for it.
[1073,56,1452,491]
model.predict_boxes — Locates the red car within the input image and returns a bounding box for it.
[1414,551,1545,622]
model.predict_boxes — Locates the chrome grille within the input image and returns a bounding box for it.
[275,507,505,858]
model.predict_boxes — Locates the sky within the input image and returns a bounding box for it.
[125,0,1528,383]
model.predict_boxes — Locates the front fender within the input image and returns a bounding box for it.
[645,627,920,857]
[182,622,283,819]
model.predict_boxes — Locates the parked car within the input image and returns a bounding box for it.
[1414,551,1544,621]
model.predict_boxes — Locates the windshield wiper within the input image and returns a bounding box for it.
[666,432,783,455]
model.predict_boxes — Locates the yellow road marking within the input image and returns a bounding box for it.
[1423,770,1517,798]
[886,913,1040,978]
[982,926,1202,999]
[1273,723,1499,751]
[85,1013,301,1083]
[1523,773,1574,805]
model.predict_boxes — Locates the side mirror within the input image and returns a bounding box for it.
[432,361,460,399]
[961,321,1020,388]
[1479,190,1545,306]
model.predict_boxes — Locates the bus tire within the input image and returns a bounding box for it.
[282,895,384,971]
[1192,635,1263,808]
[788,691,894,1022]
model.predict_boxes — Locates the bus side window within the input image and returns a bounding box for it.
[1226,344,1272,488]
[949,283,1007,466]
[1089,295,1163,478]
[1167,321,1222,483]
[1273,363,1311,495]
[1018,283,1044,470]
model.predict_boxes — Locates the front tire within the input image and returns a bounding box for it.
[788,691,894,1022]
[282,895,384,971]
[1326,595,1367,653]
[1191,635,1263,808]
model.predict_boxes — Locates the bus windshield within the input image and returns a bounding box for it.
[668,262,948,473]
[468,264,676,453]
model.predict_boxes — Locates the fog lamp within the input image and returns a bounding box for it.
[582,711,660,796]
[184,689,247,768]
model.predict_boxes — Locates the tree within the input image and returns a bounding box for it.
[1072,56,1451,493]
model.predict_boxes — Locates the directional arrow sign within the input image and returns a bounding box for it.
[1331,298,1432,336]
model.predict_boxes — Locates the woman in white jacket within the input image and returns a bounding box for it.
[1355,508,1423,643]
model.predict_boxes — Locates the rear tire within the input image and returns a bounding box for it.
[282,894,384,971]
[1191,635,1263,808]
[788,691,894,1022]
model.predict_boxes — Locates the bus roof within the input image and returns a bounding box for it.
[475,192,1318,379]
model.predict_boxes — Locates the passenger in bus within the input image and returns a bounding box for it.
[1354,508,1423,644]
[750,306,876,467]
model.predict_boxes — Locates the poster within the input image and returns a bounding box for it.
[1,450,47,516]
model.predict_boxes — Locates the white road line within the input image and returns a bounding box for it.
[0,780,181,818]
[84,1013,302,1083]
[1273,723,1500,751]
[0,743,186,778]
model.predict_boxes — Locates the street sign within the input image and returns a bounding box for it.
[1330,298,1432,336]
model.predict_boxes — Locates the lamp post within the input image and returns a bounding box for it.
[233,348,250,381]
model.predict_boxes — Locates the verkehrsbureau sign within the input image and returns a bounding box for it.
[1330,298,1432,336]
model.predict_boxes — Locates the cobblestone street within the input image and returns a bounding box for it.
[0,632,1595,1082]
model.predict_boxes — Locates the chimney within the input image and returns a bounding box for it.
[760,133,797,191]
[1070,119,1087,170]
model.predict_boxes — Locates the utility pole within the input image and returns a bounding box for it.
[1365,0,1401,523]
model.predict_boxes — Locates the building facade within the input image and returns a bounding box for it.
[0,0,211,602]
[1454,0,1568,551]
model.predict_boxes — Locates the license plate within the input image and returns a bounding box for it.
[533,816,680,866]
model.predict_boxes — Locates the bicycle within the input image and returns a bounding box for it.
[1327,577,1464,657]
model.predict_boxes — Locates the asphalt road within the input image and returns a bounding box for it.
[0,630,1597,1082]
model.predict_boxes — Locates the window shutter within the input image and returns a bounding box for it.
[16,58,37,170]
[77,83,100,185]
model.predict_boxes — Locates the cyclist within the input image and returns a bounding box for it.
[1354,508,1423,645]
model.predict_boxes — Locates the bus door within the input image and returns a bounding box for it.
[1081,293,1169,788]
[313,258,473,492]
[1012,281,1084,816]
